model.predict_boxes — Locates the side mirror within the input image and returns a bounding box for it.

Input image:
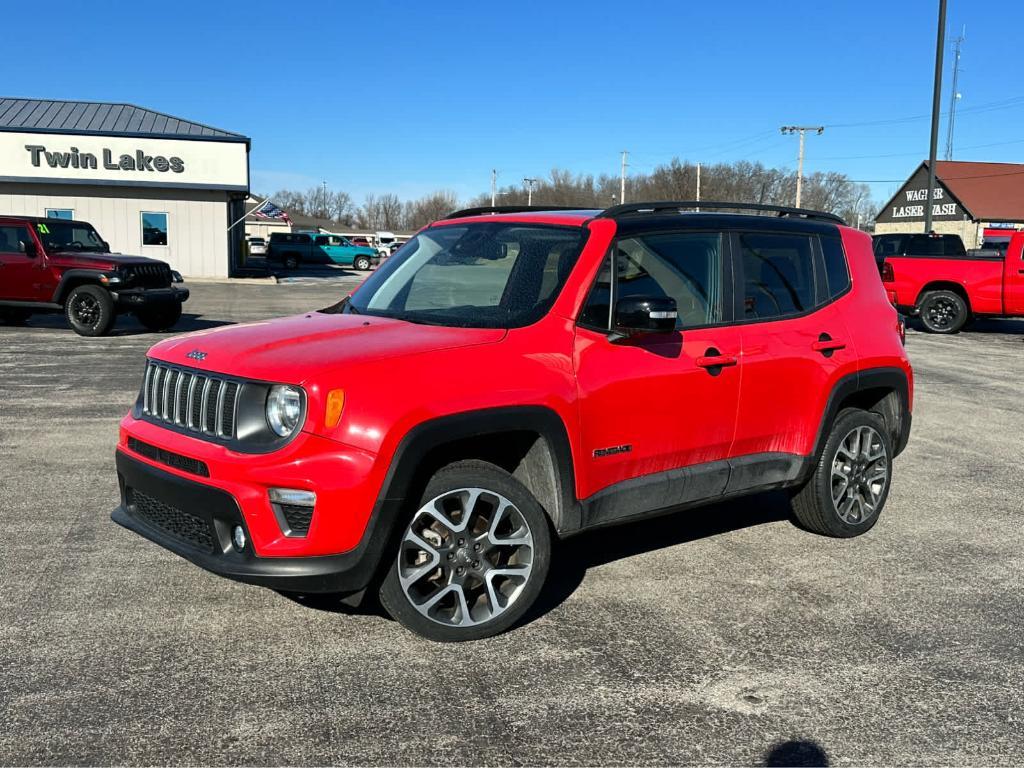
[22,240,38,258]
[613,295,678,336]
[101,240,111,252]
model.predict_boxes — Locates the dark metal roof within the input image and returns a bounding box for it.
[0,98,248,142]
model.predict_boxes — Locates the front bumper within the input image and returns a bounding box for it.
[112,451,382,594]
[113,286,189,309]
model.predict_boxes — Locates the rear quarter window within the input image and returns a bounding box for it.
[821,236,851,299]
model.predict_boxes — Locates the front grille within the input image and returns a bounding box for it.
[127,437,210,477]
[127,487,215,552]
[142,361,239,440]
[125,263,172,288]
[280,504,313,537]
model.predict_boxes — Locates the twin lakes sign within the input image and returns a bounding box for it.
[0,131,248,191]
[876,164,967,224]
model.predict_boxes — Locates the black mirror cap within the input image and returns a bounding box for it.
[614,295,678,334]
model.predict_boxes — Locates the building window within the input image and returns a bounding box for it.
[46,208,74,220]
[141,212,168,246]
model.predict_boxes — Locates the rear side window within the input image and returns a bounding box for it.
[907,234,966,257]
[739,232,816,320]
[821,236,851,298]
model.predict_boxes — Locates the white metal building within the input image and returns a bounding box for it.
[0,98,250,277]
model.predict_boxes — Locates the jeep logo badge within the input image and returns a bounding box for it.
[186,349,207,361]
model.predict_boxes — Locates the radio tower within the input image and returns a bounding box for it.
[944,27,965,161]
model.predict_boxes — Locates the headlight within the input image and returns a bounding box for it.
[266,385,303,437]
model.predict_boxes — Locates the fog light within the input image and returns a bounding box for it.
[232,525,246,551]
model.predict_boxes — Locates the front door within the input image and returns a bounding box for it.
[0,223,43,301]
[574,229,742,502]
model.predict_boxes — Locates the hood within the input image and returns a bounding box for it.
[49,250,168,269]
[147,311,507,384]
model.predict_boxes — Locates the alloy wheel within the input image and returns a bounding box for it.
[397,487,535,628]
[925,297,958,330]
[831,425,889,524]
[72,294,100,327]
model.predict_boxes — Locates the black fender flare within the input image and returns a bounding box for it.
[52,269,108,304]
[808,367,912,471]
[350,406,581,591]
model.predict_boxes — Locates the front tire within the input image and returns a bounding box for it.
[136,302,183,332]
[918,289,967,333]
[791,409,893,538]
[354,255,372,271]
[379,460,551,641]
[65,284,115,337]
[283,253,300,270]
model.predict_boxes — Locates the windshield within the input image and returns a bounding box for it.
[35,220,107,253]
[334,223,588,328]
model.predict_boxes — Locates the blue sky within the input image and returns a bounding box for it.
[6,0,1024,205]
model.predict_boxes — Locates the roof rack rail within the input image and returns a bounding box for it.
[443,205,592,219]
[597,201,845,225]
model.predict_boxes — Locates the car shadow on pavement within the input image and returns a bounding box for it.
[277,491,793,628]
[15,313,232,336]
[526,490,793,623]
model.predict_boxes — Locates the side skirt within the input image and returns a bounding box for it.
[578,452,808,532]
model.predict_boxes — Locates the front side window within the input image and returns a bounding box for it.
[0,225,34,254]
[340,223,587,328]
[141,212,168,246]
[45,208,74,220]
[740,232,816,320]
[33,220,107,252]
[581,231,723,330]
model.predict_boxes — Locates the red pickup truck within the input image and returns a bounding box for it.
[880,232,1024,333]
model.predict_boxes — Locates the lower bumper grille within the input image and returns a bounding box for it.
[127,487,215,553]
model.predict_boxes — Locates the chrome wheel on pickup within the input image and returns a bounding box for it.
[380,460,551,641]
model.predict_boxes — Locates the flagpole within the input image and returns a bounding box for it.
[227,196,272,232]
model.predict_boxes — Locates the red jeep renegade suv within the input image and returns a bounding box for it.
[112,202,913,641]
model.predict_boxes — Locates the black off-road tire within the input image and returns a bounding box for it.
[283,253,300,270]
[379,460,552,642]
[136,302,183,332]
[918,289,968,334]
[0,308,31,325]
[354,255,372,271]
[65,284,116,337]
[791,408,893,538]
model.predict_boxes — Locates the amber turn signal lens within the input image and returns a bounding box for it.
[325,389,346,427]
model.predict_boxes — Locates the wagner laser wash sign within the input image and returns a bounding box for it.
[0,98,250,277]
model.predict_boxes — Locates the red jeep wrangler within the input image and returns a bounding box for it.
[112,202,913,641]
[0,216,188,336]
[877,231,1024,333]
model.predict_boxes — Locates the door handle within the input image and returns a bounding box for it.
[812,333,846,356]
[696,347,738,370]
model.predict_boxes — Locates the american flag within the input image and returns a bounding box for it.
[250,199,291,224]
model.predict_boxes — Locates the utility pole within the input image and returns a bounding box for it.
[523,178,536,206]
[925,0,947,233]
[321,180,328,218]
[491,169,497,207]
[780,126,824,208]
[696,162,701,210]
[620,150,629,204]
[944,26,965,161]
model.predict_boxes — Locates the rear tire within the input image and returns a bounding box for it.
[283,253,300,270]
[379,460,551,642]
[918,289,967,334]
[791,408,893,538]
[354,255,371,271]
[65,284,116,337]
[136,302,183,332]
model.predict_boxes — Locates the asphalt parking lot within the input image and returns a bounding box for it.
[2,283,1023,766]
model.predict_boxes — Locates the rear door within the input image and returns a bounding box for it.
[731,228,858,461]
[0,222,43,301]
[574,228,742,500]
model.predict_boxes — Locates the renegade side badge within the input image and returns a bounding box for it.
[593,444,632,458]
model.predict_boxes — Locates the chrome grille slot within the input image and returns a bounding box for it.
[140,361,239,440]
